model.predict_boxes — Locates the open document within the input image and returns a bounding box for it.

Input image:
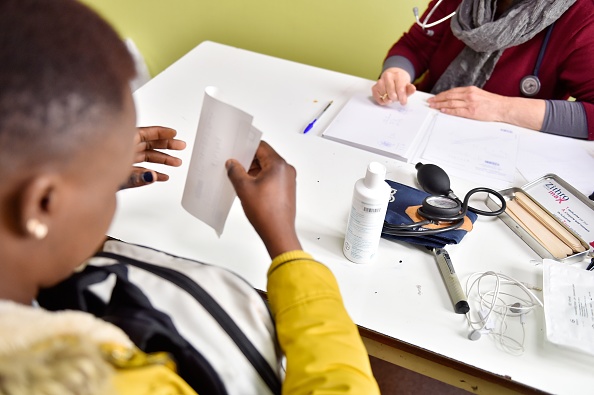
[182,87,262,236]
[322,92,520,189]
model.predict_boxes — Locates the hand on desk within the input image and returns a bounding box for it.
[122,126,187,189]
[374,75,546,131]
[373,67,417,106]
[226,141,302,259]
[427,86,506,122]
[427,86,545,131]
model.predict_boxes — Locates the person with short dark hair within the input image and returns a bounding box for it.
[0,1,379,394]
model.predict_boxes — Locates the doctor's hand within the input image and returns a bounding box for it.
[373,67,417,106]
[427,86,546,132]
[226,141,302,259]
[427,86,507,123]
[122,126,187,189]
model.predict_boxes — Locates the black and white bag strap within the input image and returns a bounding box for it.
[96,251,282,395]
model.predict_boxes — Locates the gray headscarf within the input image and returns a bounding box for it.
[431,0,577,94]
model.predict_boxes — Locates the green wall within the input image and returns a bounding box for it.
[81,0,426,80]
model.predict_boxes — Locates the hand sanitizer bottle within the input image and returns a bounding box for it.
[343,162,391,263]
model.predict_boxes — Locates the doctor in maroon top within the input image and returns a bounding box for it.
[373,0,594,140]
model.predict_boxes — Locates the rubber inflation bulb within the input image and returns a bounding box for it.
[415,162,451,195]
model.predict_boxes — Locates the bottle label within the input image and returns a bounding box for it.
[344,199,387,263]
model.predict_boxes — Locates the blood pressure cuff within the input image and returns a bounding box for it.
[382,180,478,249]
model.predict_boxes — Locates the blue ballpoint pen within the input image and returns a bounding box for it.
[303,100,333,134]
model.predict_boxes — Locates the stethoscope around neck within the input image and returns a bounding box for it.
[519,22,555,97]
[413,1,555,97]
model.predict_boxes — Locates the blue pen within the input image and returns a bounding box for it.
[303,100,333,134]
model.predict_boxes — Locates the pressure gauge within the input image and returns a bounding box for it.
[420,195,461,217]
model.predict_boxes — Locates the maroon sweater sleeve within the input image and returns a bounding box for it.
[554,1,594,140]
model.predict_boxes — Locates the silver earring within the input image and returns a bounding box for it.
[26,218,48,240]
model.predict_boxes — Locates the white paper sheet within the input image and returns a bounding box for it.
[517,132,594,198]
[182,87,262,236]
[414,114,519,190]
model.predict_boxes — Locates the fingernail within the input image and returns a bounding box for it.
[142,171,154,183]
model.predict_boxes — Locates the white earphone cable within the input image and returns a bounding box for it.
[464,271,543,354]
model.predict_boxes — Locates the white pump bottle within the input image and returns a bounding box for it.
[343,162,391,263]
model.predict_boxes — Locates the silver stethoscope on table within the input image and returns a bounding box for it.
[413,1,555,97]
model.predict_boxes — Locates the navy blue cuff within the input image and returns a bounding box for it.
[382,181,477,249]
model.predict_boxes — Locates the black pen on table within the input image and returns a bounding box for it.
[433,248,470,314]
[303,100,333,134]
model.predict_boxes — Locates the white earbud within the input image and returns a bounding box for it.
[464,271,544,353]
[509,302,523,314]
[468,328,490,341]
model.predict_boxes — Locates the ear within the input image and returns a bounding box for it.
[17,174,62,239]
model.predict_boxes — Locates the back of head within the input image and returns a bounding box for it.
[0,0,136,175]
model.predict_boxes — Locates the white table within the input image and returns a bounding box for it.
[110,41,594,394]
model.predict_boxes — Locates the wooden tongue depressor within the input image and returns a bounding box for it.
[515,192,585,253]
[505,199,573,259]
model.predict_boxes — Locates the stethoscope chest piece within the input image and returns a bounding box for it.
[519,22,555,98]
[520,75,541,97]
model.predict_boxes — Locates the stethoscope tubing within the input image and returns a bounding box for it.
[412,3,556,96]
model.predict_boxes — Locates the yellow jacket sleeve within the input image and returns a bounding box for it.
[267,251,380,395]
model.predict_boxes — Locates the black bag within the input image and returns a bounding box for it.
[38,239,283,395]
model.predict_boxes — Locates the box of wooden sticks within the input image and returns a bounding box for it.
[486,174,593,263]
